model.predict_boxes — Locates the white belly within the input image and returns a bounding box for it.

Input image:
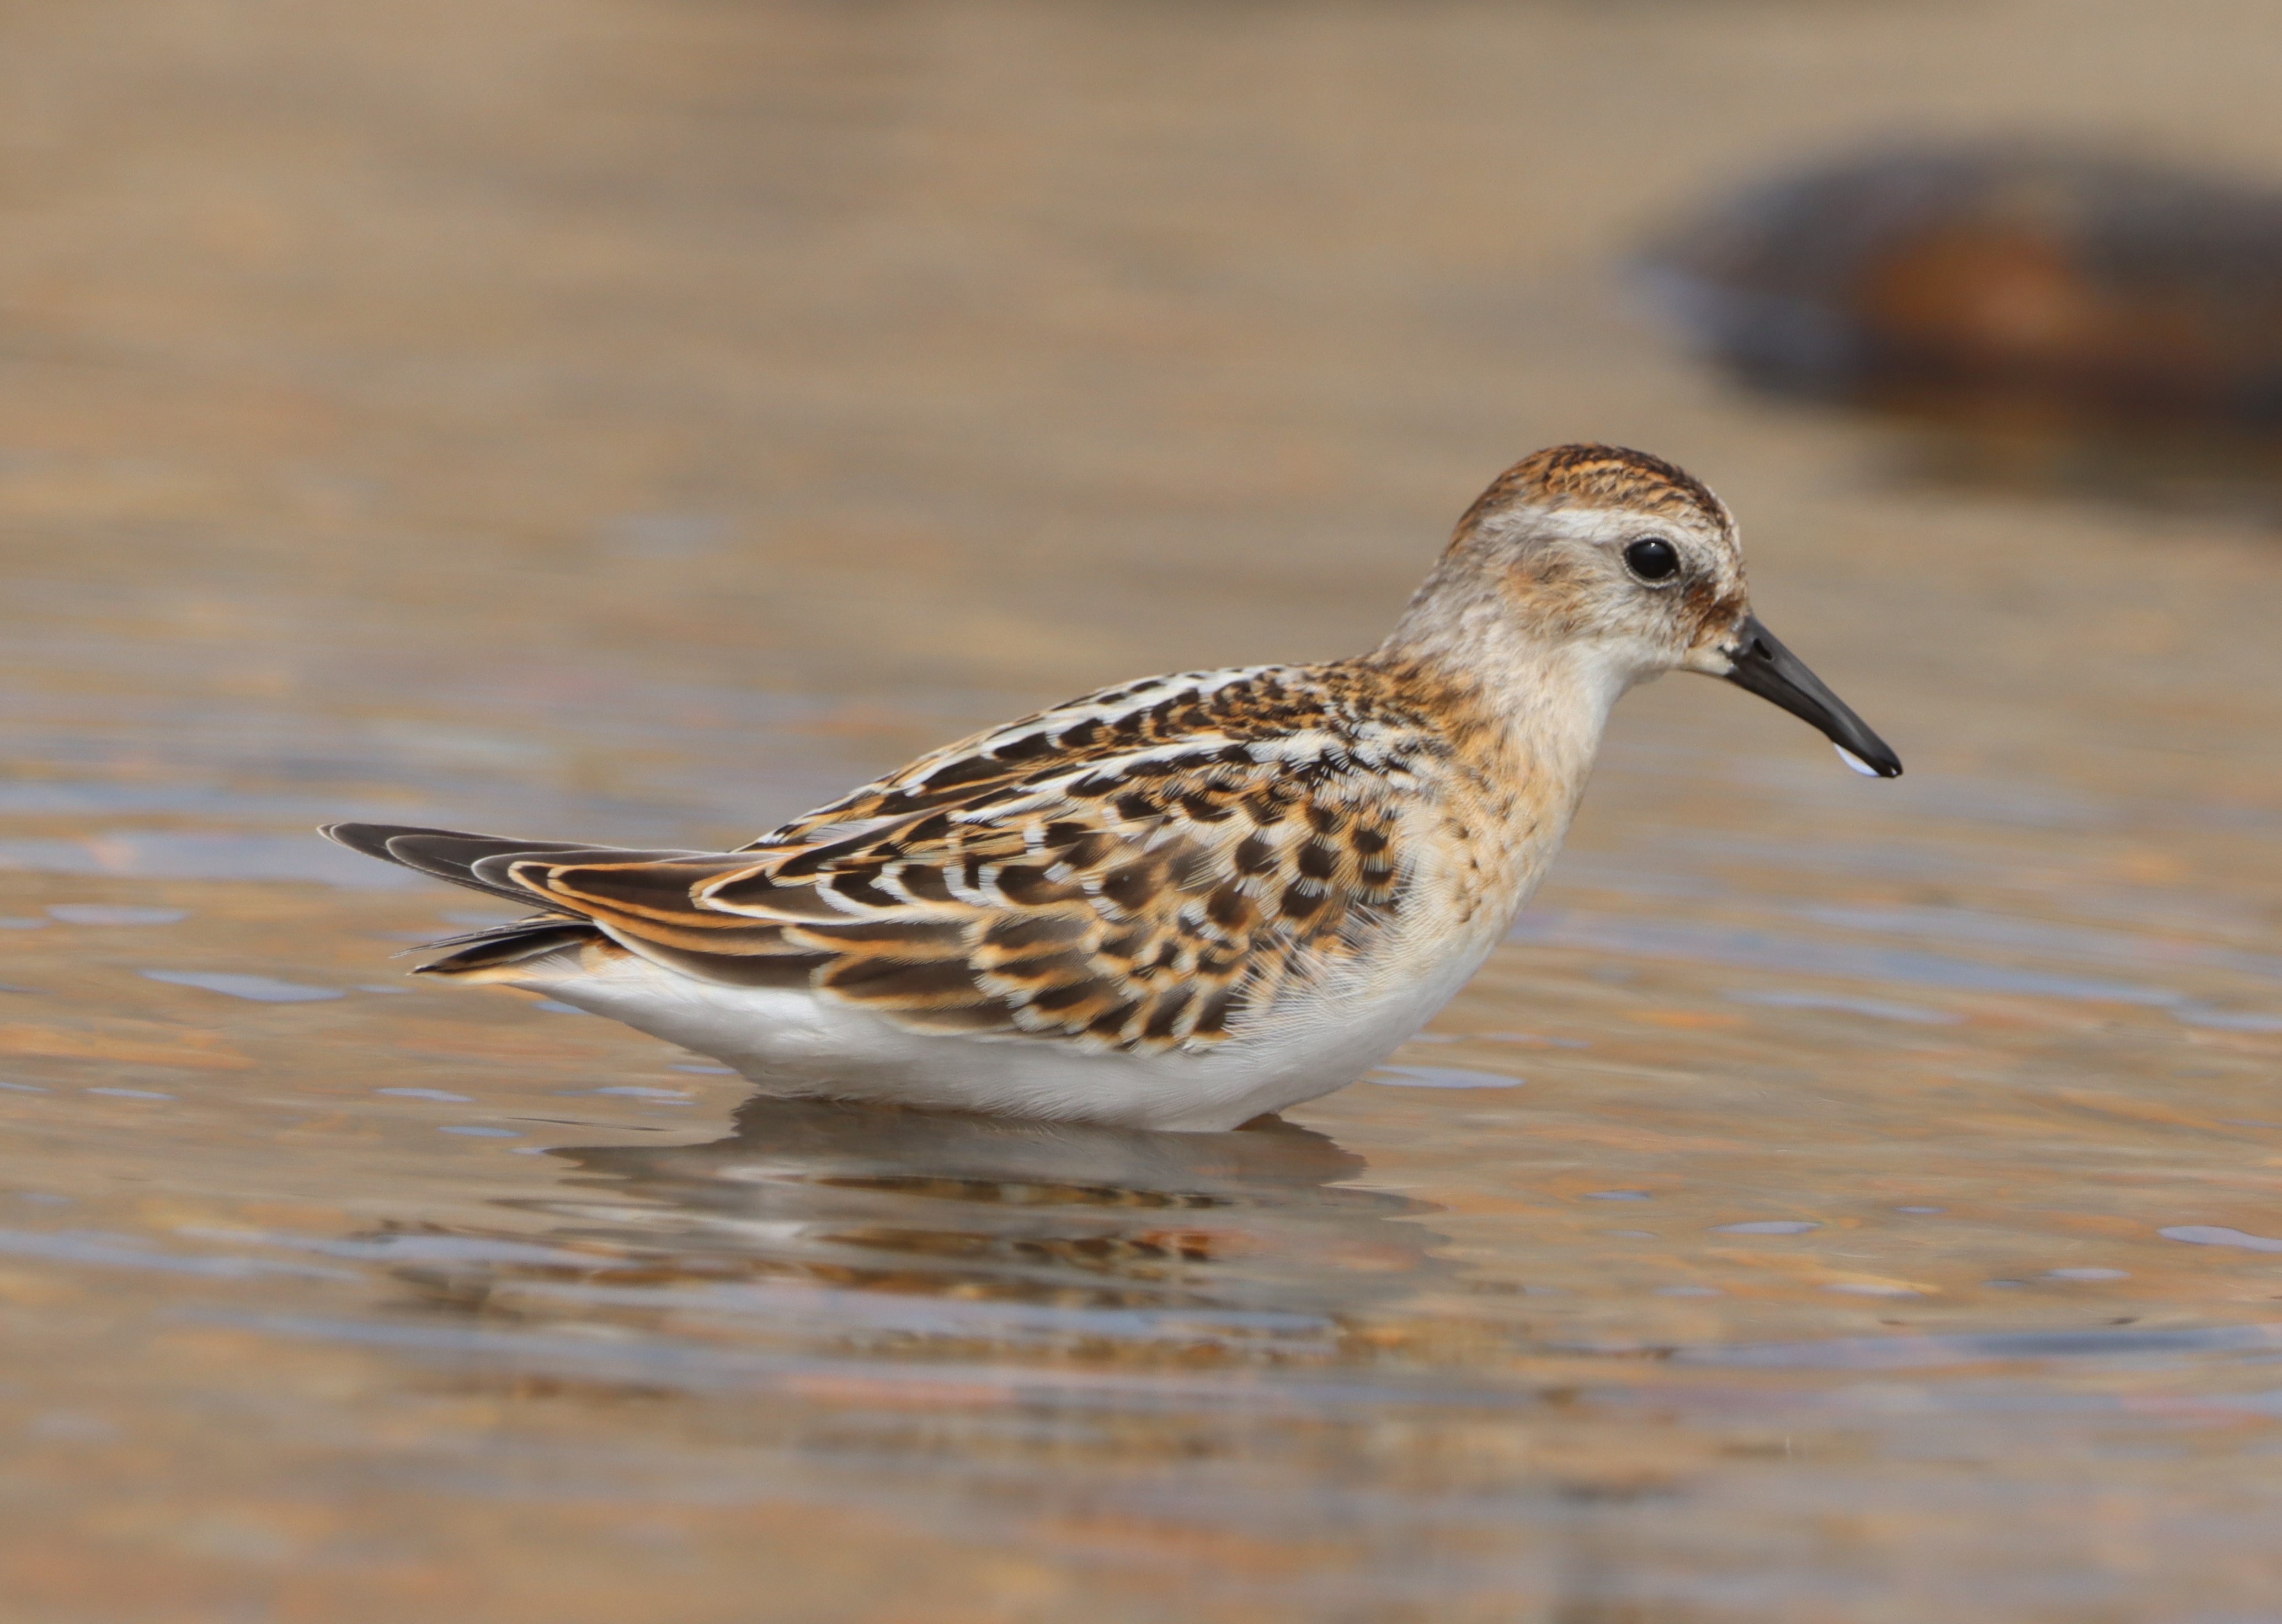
[519,929,1498,1132]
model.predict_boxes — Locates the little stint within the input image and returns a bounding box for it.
[326,445,1899,1130]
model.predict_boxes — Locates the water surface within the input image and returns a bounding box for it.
[3,3,2281,1620]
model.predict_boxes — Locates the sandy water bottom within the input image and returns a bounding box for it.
[3,3,2282,1620]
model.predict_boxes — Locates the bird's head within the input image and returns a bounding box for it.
[1393,442,1901,777]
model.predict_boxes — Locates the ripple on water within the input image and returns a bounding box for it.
[1685,1322,2282,1370]
[138,970,344,1002]
[1726,988,1960,1023]
[2161,1226,2282,1253]
[1507,909,2190,1005]
[46,904,190,925]
[0,833,424,888]
[1367,1066,1524,1089]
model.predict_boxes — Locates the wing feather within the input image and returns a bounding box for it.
[417,664,1437,1054]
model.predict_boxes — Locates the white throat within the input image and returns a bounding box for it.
[1383,588,1642,777]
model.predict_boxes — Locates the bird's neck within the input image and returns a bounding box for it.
[1367,595,1641,871]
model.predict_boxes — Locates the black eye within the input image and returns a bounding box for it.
[1623,537,1680,581]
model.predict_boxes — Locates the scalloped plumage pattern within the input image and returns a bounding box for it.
[374,661,1474,1055]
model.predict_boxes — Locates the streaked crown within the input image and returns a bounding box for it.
[1457,443,1732,538]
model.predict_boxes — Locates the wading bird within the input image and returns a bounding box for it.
[327,445,1898,1130]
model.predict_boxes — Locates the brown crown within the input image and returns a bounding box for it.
[1458,443,1729,536]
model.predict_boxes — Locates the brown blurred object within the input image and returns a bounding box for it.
[1644,146,2282,427]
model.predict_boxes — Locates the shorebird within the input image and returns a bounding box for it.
[326,445,1899,1130]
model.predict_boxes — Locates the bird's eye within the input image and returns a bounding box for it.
[1623,537,1680,582]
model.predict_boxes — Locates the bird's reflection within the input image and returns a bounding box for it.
[383,1097,1448,1367]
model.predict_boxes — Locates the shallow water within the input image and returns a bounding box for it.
[4,3,2282,1620]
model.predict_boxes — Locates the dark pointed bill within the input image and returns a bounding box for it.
[1720,614,1902,778]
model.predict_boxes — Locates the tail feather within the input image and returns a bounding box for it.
[415,921,604,977]
[385,829,602,882]
[322,822,628,979]
[322,822,557,906]
[467,848,743,913]
[319,822,703,910]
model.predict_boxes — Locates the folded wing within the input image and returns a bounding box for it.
[329,666,1425,1054]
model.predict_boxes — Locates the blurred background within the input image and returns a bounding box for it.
[4,3,2282,1621]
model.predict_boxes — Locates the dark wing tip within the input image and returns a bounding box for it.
[321,821,418,861]
[320,822,595,904]
[321,821,526,860]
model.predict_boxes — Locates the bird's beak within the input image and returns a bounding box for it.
[1718,614,1902,778]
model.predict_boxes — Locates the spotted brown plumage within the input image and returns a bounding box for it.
[1457,442,1730,537]
[323,442,1900,1130]
[378,661,1445,1055]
